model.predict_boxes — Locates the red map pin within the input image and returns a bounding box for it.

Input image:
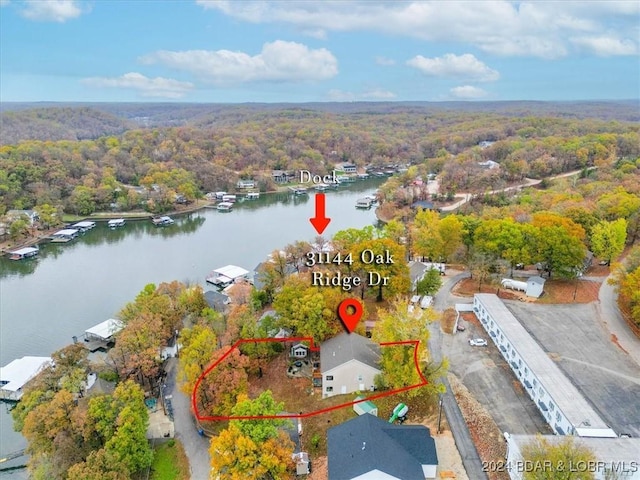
[338,298,364,333]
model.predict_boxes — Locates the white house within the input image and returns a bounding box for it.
[473,294,616,438]
[290,343,309,359]
[504,433,640,480]
[320,333,380,398]
[328,414,438,480]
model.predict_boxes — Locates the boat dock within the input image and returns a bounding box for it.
[50,228,79,242]
[76,318,124,352]
[0,356,53,401]
[71,221,96,232]
[206,265,250,288]
[355,198,373,209]
[8,246,39,260]
[152,216,174,226]
[108,218,126,228]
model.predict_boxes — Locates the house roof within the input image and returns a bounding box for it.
[85,318,124,340]
[328,414,438,480]
[204,290,230,311]
[321,333,380,373]
[212,265,249,281]
[408,260,429,282]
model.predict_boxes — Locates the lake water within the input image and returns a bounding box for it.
[0,178,385,475]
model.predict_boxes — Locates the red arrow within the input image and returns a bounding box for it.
[310,193,331,234]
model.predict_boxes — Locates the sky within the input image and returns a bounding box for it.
[0,0,639,103]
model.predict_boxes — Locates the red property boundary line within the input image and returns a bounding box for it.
[191,336,428,422]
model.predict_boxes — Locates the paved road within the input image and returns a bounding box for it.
[597,273,640,367]
[430,271,488,480]
[165,358,211,480]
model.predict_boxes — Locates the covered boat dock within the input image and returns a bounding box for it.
[0,356,53,401]
[206,265,250,287]
[80,318,124,351]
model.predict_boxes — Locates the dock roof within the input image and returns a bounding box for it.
[475,294,613,434]
[213,265,249,280]
[85,318,124,340]
[10,247,38,256]
[54,228,78,236]
[0,356,52,393]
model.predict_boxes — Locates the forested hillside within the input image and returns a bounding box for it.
[0,107,131,145]
[0,103,638,244]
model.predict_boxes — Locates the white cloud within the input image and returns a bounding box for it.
[571,36,638,56]
[139,40,338,84]
[198,1,639,59]
[407,53,499,81]
[449,85,488,99]
[82,73,194,98]
[327,88,396,101]
[375,56,396,66]
[20,0,83,22]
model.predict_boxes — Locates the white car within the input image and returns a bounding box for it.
[469,338,488,347]
[420,295,433,309]
[410,295,421,304]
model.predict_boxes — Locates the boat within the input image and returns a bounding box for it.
[246,192,260,200]
[216,202,233,212]
[72,221,96,232]
[357,173,370,179]
[222,194,237,203]
[355,198,373,209]
[314,183,330,191]
[8,246,39,260]
[152,216,174,226]
[108,218,126,228]
[288,186,308,195]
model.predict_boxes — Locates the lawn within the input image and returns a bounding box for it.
[150,439,190,480]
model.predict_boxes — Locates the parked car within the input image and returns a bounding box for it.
[456,324,466,332]
[410,295,421,304]
[420,295,433,309]
[469,338,488,347]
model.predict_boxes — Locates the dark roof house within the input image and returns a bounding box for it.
[328,414,438,480]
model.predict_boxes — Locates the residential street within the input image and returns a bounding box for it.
[164,358,211,480]
[597,273,640,367]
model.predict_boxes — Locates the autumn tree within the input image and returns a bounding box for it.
[536,225,586,279]
[412,209,443,260]
[372,300,445,398]
[475,218,537,274]
[590,218,627,265]
[521,435,596,480]
[199,348,250,416]
[209,425,294,480]
[178,324,218,395]
[230,391,290,443]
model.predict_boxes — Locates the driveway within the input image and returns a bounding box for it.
[597,273,640,367]
[165,358,211,480]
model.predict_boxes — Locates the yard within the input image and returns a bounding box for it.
[452,276,601,304]
[149,439,190,480]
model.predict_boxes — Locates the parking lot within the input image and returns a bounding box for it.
[505,301,640,437]
[444,310,552,435]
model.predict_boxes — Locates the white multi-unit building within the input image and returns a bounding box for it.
[473,294,617,438]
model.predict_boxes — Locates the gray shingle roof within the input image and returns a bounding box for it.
[328,414,438,480]
[320,333,380,373]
